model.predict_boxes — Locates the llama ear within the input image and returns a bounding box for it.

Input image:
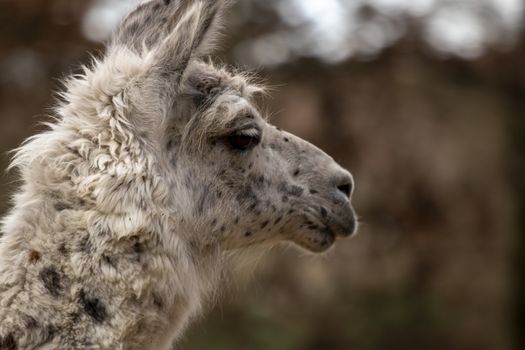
[113,0,228,81]
[112,0,186,52]
[113,1,230,137]
[145,0,229,87]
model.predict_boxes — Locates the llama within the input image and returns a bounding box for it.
[0,0,357,349]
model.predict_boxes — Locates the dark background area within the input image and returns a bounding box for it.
[0,0,524,349]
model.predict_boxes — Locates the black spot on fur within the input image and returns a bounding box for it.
[164,0,172,6]
[79,289,108,323]
[68,312,80,324]
[0,333,16,350]
[80,338,95,347]
[153,294,163,308]
[274,216,283,225]
[279,182,304,197]
[237,186,258,205]
[152,2,162,11]
[234,217,240,225]
[260,221,269,229]
[244,231,252,237]
[284,137,289,142]
[320,207,328,218]
[252,175,267,189]
[310,189,319,195]
[293,169,300,177]
[196,190,209,215]
[258,175,266,184]
[58,243,69,255]
[103,255,116,267]
[133,242,144,256]
[78,236,92,253]
[54,202,71,211]
[29,250,41,263]
[288,185,304,197]
[39,267,63,297]
[24,315,38,329]
[282,195,289,203]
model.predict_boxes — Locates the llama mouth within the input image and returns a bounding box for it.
[289,203,356,252]
[308,217,357,252]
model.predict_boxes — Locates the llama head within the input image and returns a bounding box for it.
[103,0,357,253]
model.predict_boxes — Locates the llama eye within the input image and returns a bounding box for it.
[227,130,260,151]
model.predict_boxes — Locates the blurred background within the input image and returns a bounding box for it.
[0,0,524,349]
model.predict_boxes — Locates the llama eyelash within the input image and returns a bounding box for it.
[226,127,262,151]
[235,128,260,138]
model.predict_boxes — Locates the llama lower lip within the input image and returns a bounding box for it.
[300,225,336,252]
[319,227,336,248]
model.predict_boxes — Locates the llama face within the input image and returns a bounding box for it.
[163,63,357,253]
[108,0,357,252]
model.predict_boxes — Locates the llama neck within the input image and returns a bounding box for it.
[0,191,221,350]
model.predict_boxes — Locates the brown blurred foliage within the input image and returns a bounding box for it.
[0,1,524,350]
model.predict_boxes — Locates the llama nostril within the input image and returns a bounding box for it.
[337,183,352,198]
[335,171,353,198]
